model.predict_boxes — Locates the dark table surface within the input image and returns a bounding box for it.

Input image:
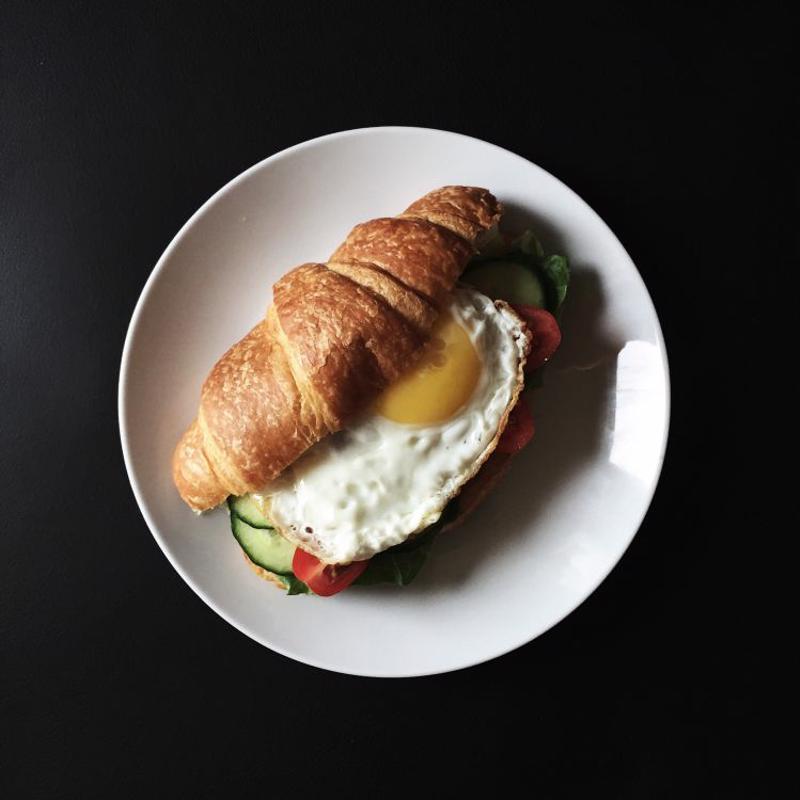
[1,2,785,797]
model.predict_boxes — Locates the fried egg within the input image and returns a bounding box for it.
[252,286,529,564]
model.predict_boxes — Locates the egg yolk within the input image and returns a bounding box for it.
[374,311,481,425]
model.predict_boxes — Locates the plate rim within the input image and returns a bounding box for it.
[118,125,671,677]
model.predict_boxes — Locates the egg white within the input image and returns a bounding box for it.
[253,286,528,564]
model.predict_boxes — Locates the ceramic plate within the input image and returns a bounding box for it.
[119,127,669,677]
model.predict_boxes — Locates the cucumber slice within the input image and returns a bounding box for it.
[229,494,272,529]
[230,514,296,576]
[462,260,545,307]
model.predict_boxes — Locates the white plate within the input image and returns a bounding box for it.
[119,127,669,677]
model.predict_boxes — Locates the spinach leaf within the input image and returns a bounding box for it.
[539,254,570,318]
[354,502,458,587]
[355,531,437,586]
[281,574,311,595]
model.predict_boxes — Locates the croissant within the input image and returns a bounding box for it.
[172,186,502,511]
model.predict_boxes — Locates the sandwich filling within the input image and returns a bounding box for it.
[251,287,528,564]
[228,226,570,594]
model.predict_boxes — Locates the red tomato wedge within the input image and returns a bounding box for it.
[511,304,562,371]
[292,549,369,596]
[497,400,535,454]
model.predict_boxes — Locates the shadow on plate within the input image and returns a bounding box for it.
[500,201,573,256]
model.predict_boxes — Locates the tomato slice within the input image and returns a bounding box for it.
[510,304,562,371]
[497,400,535,454]
[292,549,369,596]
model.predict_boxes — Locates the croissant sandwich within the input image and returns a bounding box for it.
[173,186,569,596]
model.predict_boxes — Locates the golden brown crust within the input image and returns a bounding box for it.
[329,217,473,309]
[196,320,316,496]
[402,186,503,242]
[173,186,502,511]
[326,261,437,333]
[172,420,229,510]
[273,263,424,427]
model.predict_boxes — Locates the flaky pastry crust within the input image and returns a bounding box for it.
[173,186,502,510]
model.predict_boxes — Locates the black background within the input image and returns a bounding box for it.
[1,2,786,797]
